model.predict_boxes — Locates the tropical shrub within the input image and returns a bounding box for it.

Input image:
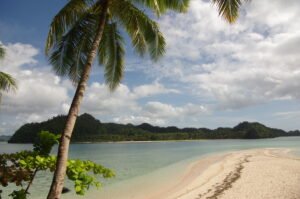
[0,131,114,199]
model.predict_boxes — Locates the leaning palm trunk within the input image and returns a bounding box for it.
[47,1,109,198]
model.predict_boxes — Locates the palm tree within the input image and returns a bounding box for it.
[45,0,247,198]
[45,0,189,198]
[0,44,17,102]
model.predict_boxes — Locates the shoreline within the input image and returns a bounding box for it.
[160,148,300,199]
[7,136,294,145]
[65,147,300,199]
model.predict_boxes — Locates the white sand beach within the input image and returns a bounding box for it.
[154,148,300,199]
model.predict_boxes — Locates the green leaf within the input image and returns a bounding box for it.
[111,1,166,61]
[45,0,94,54]
[75,185,82,193]
[33,131,60,156]
[212,0,248,23]
[19,160,26,166]
[0,44,6,59]
[101,22,125,90]
[0,71,17,102]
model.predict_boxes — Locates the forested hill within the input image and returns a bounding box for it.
[8,113,300,143]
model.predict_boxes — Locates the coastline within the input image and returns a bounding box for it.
[8,136,296,145]
[72,139,211,144]
[64,147,300,199]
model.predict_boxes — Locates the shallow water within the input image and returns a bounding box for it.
[1,137,300,198]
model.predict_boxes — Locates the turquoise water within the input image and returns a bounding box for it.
[1,137,300,198]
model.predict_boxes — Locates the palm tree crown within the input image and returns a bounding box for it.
[45,0,189,90]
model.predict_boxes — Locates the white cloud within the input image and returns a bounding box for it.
[81,82,139,115]
[113,116,166,126]
[0,43,70,134]
[81,81,180,115]
[131,0,300,109]
[112,101,208,127]
[144,101,207,119]
[81,82,207,126]
[132,82,180,98]
[273,111,300,119]
[1,43,38,70]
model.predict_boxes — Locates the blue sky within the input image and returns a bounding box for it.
[1,0,300,135]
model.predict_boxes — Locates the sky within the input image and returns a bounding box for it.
[1,0,300,135]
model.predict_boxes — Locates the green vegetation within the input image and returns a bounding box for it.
[8,113,299,144]
[0,131,114,199]
[212,0,248,23]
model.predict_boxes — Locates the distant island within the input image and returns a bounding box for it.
[8,113,300,143]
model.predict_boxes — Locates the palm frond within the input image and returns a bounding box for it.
[147,28,165,61]
[101,22,125,90]
[97,23,111,65]
[130,0,189,16]
[0,44,5,60]
[45,0,94,55]
[161,0,190,13]
[0,71,17,93]
[111,0,166,61]
[212,0,246,23]
[49,12,99,83]
[0,45,18,102]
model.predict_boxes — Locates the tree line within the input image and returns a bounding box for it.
[9,113,300,143]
